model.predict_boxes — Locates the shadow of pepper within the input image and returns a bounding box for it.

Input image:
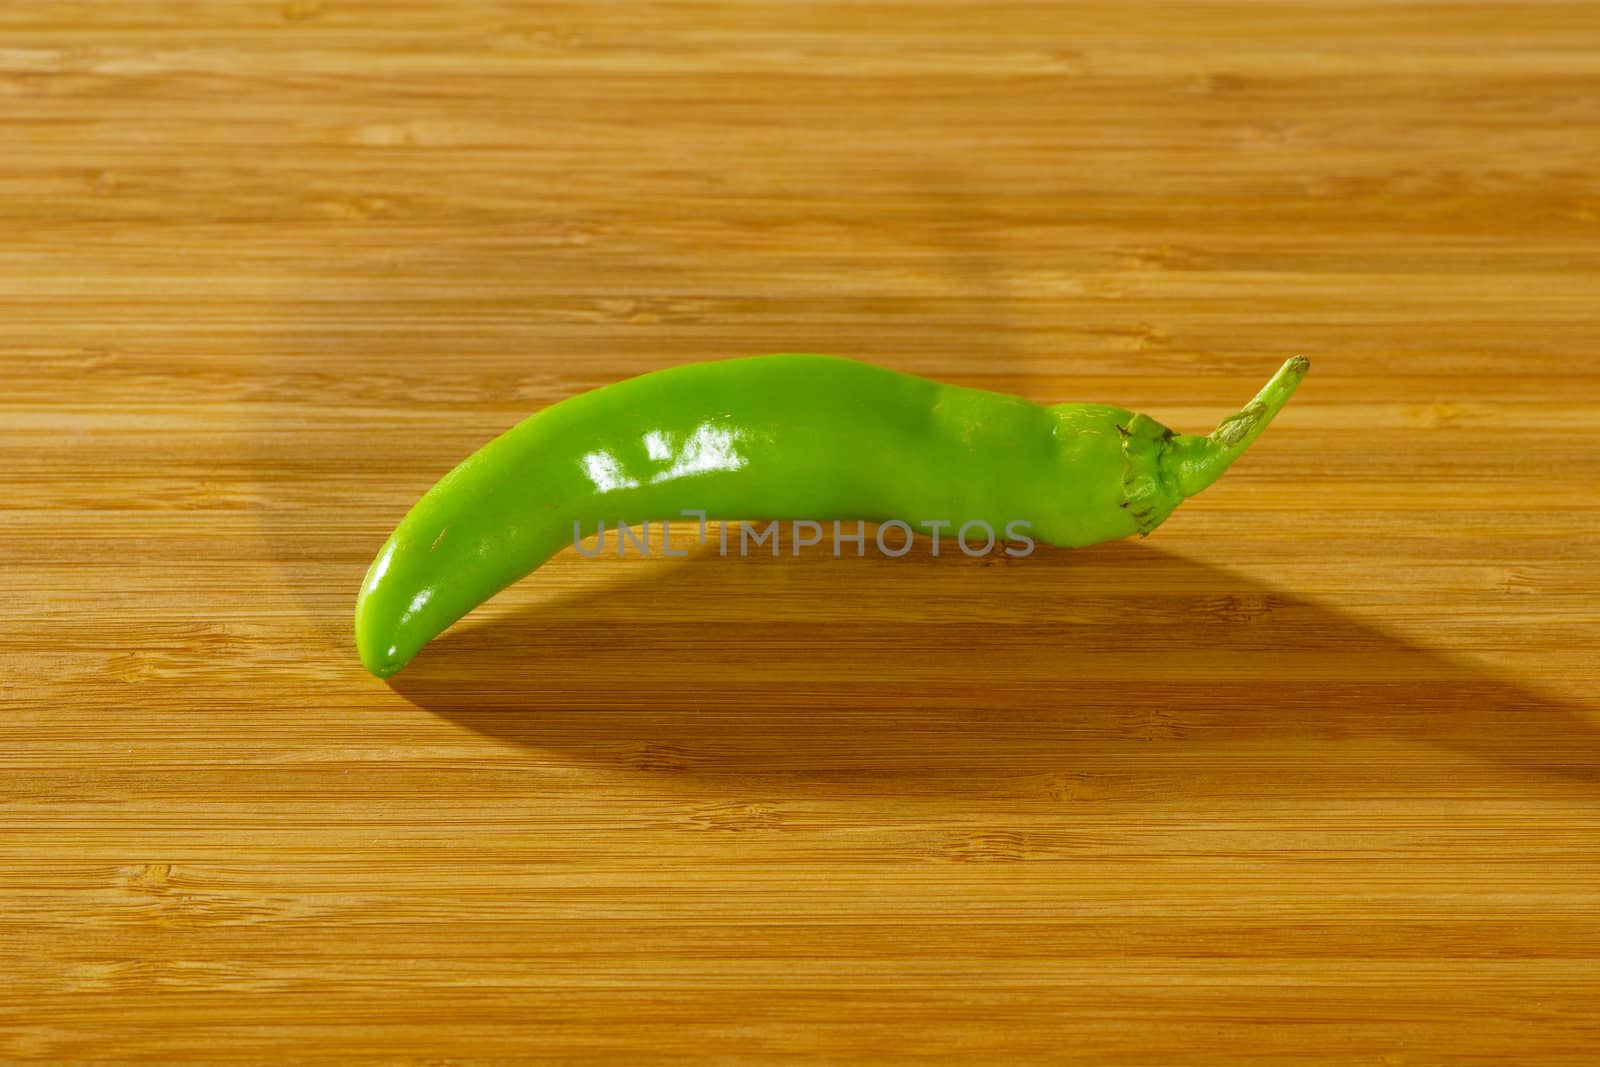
[384,538,1599,793]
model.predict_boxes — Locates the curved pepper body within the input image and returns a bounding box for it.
[357,353,1307,677]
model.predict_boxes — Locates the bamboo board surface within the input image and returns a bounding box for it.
[4,2,1599,1062]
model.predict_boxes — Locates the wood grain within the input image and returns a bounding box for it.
[4,1,1599,1062]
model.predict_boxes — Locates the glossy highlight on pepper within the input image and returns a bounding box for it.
[355,354,1309,677]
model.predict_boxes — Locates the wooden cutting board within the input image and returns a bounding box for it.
[5,2,1598,1062]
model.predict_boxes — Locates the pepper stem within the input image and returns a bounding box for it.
[1164,356,1309,499]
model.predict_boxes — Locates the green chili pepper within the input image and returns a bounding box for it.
[355,354,1308,677]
